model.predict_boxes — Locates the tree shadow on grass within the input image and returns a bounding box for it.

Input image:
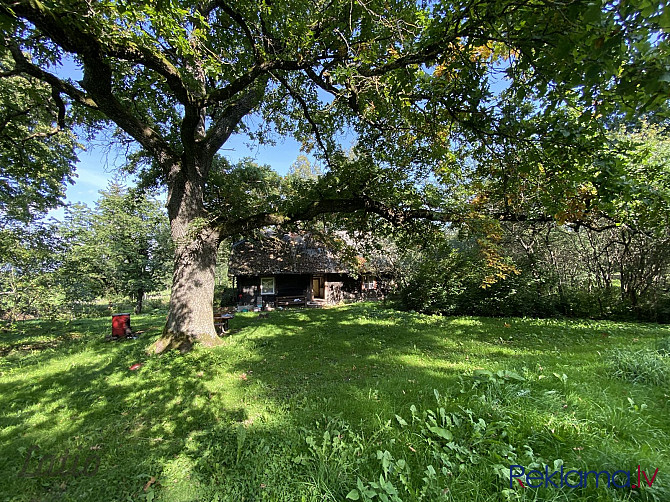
[0,318,109,359]
[0,314,250,502]
[222,303,669,434]
[1,304,668,501]
[223,306,551,415]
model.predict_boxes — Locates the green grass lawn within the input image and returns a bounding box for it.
[1,303,669,501]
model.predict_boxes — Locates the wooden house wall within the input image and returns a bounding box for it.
[237,276,259,305]
[237,274,310,305]
[237,273,386,306]
[278,274,311,297]
[324,273,360,304]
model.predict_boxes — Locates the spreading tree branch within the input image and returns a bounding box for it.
[208,0,260,61]
[203,60,311,107]
[214,190,584,240]
[4,25,179,168]
[201,77,269,161]
[215,196,460,238]
[6,41,97,109]
[2,0,195,106]
[80,59,178,165]
[272,71,335,170]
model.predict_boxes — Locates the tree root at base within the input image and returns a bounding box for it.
[147,328,223,354]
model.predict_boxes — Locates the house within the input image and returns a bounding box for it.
[228,231,391,308]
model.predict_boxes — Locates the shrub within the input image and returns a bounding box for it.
[656,337,670,357]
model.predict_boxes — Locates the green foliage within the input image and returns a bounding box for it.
[398,121,670,324]
[0,51,77,224]
[596,123,670,233]
[2,0,668,228]
[398,229,670,321]
[288,155,322,180]
[0,224,67,322]
[398,236,536,317]
[399,239,480,315]
[606,349,670,386]
[0,180,172,321]
[56,203,104,305]
[204,157,283,221]
[58,183,172,313]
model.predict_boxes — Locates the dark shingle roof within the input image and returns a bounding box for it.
[228,232,354,275]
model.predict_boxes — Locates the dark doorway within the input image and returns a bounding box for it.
[312,275,325,299]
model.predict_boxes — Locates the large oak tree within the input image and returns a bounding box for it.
[0,0,667,351]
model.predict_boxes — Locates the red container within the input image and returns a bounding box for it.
[112,313,131,338]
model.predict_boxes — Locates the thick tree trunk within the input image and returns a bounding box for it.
[151,229,221,353]
[149,161,223,354]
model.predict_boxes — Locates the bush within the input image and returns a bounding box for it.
[396,231,670,323]
[656,337,670,357]
[216,286,238,307]
[397,242,566,319]
[606,348,670,385]
[398,245,473,315]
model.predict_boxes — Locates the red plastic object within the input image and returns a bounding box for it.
[112,313,131,338]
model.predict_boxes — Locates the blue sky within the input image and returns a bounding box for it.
[50,125,309,220]
[48,58,315,220]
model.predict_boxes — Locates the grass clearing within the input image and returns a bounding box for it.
[1,303,669,501]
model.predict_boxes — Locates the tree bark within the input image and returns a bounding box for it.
[134,288,144,314]
[149,162,223,354]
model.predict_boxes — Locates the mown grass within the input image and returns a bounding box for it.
[0,303,668,501]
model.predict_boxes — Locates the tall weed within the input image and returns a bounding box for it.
[606,349,669,385]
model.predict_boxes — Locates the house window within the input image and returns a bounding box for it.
[260,277,275,295]
[362,275,376,290]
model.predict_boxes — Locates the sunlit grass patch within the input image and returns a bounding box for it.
[606,348,670,385]
[1,303,668,501]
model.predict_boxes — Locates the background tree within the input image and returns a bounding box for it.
[397,123,670,321]
[59,184,172,313]
[1,0,667,351]
[287,155,322,180]
[56,203,102,310]
[0,50,78,226]
[0,47,77,321]
[93,183,172,313]
[0,223,65,322]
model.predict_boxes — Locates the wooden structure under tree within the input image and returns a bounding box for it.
[228,231,392,308]
[213,310,234,334]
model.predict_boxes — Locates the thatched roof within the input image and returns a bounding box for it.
[228,231,392,276]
